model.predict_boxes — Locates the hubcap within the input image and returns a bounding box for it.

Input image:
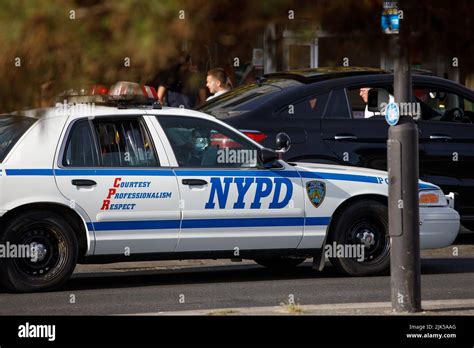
[357,230,376,248]
[14,225,65,277]
[30,242,48,262]
[348,219,389,262]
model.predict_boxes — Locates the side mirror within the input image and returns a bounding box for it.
[275,132,291,153]
[260,147,279,164]
[368,88,390,112]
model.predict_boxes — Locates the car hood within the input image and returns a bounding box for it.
[292,161,438,189]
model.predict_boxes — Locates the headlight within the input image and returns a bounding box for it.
[419,189,448,207]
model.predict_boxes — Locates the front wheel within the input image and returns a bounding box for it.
[327,200,390,276]
[0,211,78,292]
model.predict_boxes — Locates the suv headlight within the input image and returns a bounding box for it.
[419,189,448,207]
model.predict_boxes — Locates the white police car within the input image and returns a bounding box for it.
[0,82,460,292]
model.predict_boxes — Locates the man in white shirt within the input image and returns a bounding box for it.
[206,68,232,101]
[360,87,394,118]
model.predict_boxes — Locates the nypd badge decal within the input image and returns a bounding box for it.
[306,180,326,208]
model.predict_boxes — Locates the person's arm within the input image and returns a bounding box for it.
[197,87,208,105]
[157,86,167,105]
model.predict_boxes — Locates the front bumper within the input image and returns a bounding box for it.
[419,206,460,249]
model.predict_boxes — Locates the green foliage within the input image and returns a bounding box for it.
[0,0,472,112]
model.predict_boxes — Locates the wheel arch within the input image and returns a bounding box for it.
[313,194,388,271]
[0,202,91,261]
[327,194,388,239]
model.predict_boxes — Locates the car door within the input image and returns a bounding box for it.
[321,87,400,171]
[275,92,329,163]
[55,115,181,255]
[154,115,305,253]
[414,85,474,218]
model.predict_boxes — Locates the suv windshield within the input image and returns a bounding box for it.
[198,79,302,118]
[0,115,36,162]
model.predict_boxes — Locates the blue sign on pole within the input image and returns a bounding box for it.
[385,102,400,126]
[381,1,399,34]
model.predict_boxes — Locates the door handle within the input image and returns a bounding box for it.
[72,179,97,187]
[182,179,208,186]
[429,135,452,141]
[334,135,358,141]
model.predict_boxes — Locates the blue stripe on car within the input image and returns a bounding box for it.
[4,168,438,188]
[419,183,438,189]
[90,220,180,231]
[174,169,300,178]
[298,171,379,183]
[87,217,331,231]
[54,169,175,176]
[6,169,55,176]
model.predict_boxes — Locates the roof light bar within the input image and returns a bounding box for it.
[58,82,161,109]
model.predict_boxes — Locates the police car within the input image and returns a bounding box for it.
[0,82,460,292]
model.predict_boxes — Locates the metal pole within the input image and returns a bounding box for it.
[388,34,422,312]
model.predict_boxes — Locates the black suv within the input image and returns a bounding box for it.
[198,67,474,229]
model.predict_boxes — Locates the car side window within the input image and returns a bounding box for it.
[464,98,474,118]
[323,89,351,119]
[63,120,98,167]
[414,87,474,123]
[278,93,329,118]
[92,118,159,167]
[158,116,261,168]
[347,87,394,119]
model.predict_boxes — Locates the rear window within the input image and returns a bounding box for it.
[198,79,302,118]
[0,115,36,162]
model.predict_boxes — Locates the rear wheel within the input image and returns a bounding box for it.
[254,256,306,270]
[0,211,78,292]
[327,200,390,276]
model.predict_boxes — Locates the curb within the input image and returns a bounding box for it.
[128,299,474,316]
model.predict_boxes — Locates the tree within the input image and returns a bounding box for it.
[0,0,472,112]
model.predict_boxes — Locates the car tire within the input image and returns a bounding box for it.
[254,256,306,270]
[327,200,390,276]
[0,211,78,293]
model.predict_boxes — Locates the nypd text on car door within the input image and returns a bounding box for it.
[153,115,305,252]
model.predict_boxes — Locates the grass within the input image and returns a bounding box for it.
[207,309,240,316]
[280,302,305,314]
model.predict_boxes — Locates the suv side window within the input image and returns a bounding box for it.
[414,87,474,123]
[278,93,329,118]
[323,89,351,119]
[92,118,159,167]
[158,116,261,168]
[63,120,98,167]
[347,86,394,119]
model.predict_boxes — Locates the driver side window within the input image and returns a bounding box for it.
[414,87,473,123]
[158,116,261,168]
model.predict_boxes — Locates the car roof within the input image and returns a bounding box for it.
[15,105,216,121]
[272,72,474,101]
[199,70,474,119]
[264,66,387,84]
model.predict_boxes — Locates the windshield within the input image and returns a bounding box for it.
[0,115,36,162]
[198,79,302,118]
